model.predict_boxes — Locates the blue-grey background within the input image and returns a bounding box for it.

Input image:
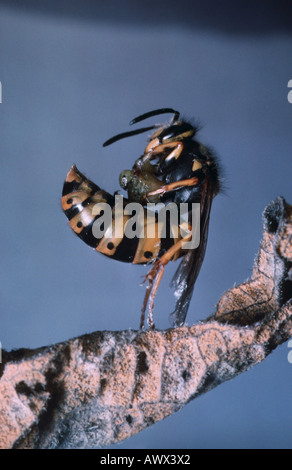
[0,0,292,449]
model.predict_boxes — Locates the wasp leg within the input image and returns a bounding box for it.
[140,141,184,166]
[140,260,162,329]
[147,263,165,329]
[145,176,199,198]
[140,283,150,329]
[148,141,184,160]
[141,231,193,329]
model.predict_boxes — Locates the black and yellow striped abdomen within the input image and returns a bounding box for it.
[61,165,180,264]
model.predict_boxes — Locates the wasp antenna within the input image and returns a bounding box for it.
[130,108,180,125]
[103,125,159,147]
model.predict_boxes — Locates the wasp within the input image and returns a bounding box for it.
[61,108,221,328]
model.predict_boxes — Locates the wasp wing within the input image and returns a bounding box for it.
[169,176,215,327]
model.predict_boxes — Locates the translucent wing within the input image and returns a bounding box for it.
[169,174,216,327]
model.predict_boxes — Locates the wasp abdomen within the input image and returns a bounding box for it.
[61,165,171,264]
[62,166,109,248]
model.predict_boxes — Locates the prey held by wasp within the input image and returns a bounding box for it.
[61,108,221,328]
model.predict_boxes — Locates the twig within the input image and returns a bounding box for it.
[0,197,291,449]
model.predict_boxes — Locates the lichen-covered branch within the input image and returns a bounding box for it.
[0,197,291,449]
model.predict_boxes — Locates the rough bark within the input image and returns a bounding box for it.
[0,196,291,449]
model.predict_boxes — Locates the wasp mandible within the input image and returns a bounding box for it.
[62,108,221,328]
